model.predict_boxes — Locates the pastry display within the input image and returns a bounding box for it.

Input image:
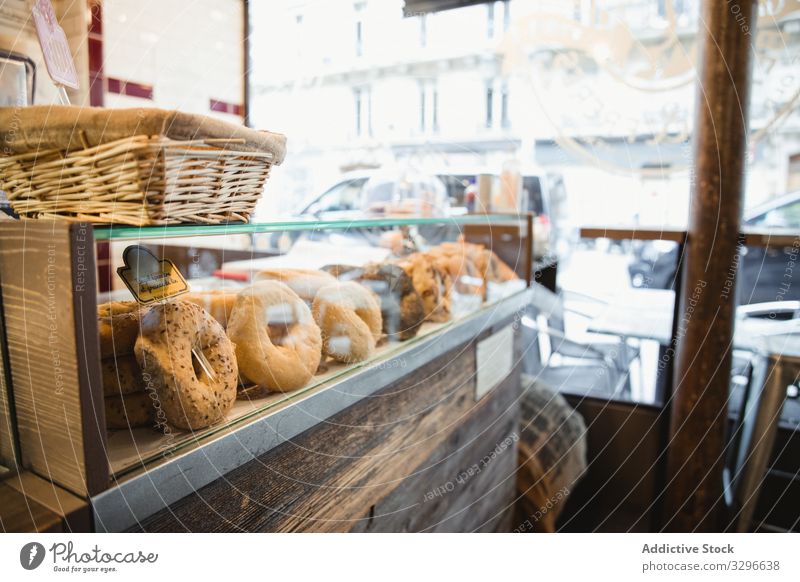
[424,243,520,310]
[320,264,359,279]
[104,392,154,430]
[101,355,144,397]
[98,301,153,429]
[184,289,239,328]
[98,300,149,358]
[312,282,383,363]
[135,301,238,430]
[486,249,520,282]
[98,239,520,432]
[254,268,337,304]
[226,281,323,392]
[328,263,426,341]
[394,252,450,322]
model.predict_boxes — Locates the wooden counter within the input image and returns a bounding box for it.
[92,289,531,532]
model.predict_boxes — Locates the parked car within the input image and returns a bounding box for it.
[255,170,450,253]
[434,169,566,260]
[300,169,450,219]
[628,190,800,303]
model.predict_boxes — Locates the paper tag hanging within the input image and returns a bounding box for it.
[32,0,79,90]
[117,246,189,304]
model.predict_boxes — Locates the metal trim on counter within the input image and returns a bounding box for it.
[91,288,532,532]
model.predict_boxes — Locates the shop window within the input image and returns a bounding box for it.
[485,84,493,128]
[487,2,495,39]
[500,82,509,129]
[354,1,366,57]
[305,178,367,214]
[432,88,439,133]
[419,14,427,47]
[354,88,362,136]
[354,86,372,137]
[484,79,509,130]
[419,81,438,135]
[419,85,426,132]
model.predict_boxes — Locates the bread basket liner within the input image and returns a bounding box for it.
[0,106,286,163]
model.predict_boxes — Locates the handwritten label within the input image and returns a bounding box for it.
[32,0,79,89]
[475,326,514,400]
[117,246,188,304]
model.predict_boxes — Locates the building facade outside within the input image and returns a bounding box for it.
[249,0,800,227]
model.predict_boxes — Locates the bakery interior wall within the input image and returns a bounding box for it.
[0,0,90,104]
[0,0,244,123]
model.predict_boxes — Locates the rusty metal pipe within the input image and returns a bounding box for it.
[664,0,758,532]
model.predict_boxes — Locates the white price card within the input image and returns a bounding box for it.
[475,325,514,400]
[32,0,79,89]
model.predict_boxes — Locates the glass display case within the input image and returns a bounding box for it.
[0,213,532,501]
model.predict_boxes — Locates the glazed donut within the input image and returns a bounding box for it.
[331,263,425,341]
[184,290,238,328]
[104,392,153,429]
[254,268,336,304]
[135,301,238,430]
[395,253,450,322]
[226,282,322,392]
[312,282,383,363]
[98,301,148,358]
[101,355,144,397]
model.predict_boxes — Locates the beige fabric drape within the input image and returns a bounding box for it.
[0,106,286,163]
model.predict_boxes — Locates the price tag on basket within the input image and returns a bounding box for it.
[32,0,78,103]
[117,246,189,304]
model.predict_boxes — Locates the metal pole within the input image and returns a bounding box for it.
[664,0,758,532]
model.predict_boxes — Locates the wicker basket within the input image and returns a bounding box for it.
[0,106,286,226]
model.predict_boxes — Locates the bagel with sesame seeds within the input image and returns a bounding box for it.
[134,300,238,430]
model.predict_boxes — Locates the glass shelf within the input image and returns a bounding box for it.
[93,213,527,241]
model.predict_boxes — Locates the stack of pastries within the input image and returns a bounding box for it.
[98,241,518,432]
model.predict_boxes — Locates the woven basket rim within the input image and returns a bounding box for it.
[0,135,276,164]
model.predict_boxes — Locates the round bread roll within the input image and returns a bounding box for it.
[98,301,148,358]
[312,282,383,363]
[227,282,323,392]
[254,268,337,304]
[183,290,238,328]
[105,392,154,430]
[334,263,425,341]
[101,355,144,397]
[135,301,238,430]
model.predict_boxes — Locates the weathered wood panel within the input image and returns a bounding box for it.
[0,221,106,496]
[0,309,17,470]
[350,372,520,532]
[0,480,63,532]
[0,470,90,532]
[134,328,521,532]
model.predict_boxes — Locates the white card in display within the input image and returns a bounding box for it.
[475,325,514,401]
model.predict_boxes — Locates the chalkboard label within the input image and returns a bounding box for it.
[117,245,189,304]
